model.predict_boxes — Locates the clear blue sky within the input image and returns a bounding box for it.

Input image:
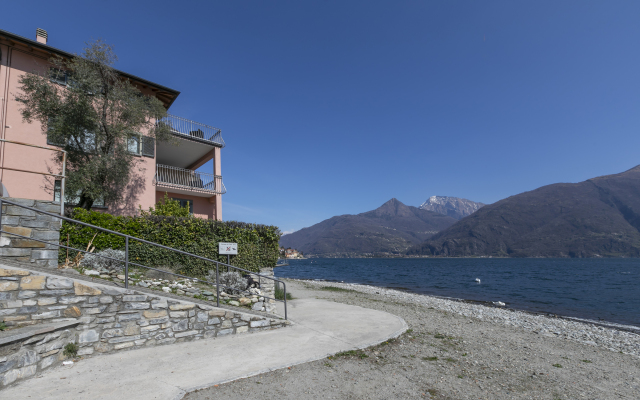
[5,1,640,233]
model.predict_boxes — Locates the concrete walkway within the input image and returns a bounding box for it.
[2,280,407,400]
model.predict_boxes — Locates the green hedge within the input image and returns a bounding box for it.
[59,208,281,276]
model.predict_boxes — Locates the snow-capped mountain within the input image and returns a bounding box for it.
[419,196,485,220]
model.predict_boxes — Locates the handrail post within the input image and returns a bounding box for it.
[216,262,220,308]
[60,151,66,219]
[0,197,3,234]
[283,281,288,320]
[125,237,129,289]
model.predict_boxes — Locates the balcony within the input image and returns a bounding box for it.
[158,114,225,148]
[155,164,226,196]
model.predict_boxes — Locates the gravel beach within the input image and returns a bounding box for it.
[185,279,640,400]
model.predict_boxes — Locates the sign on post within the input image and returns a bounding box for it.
[218,242,238,255]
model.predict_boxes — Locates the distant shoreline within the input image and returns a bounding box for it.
[292,277,640,335]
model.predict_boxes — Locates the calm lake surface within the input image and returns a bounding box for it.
[275,258,640,328]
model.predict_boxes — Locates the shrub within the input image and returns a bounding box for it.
[60,208,281,276]
[140,193,191,217]
[219,271,245,294]
[79,248,125,271]
[63,343,78,358]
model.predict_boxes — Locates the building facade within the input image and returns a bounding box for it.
[0,28,225,219]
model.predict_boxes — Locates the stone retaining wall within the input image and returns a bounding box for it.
[259,267,277,313]
[0,265,289,388]
[0,198,61,268]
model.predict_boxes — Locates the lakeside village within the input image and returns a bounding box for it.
[280,247,304,259]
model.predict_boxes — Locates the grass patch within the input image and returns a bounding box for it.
[581,359,592,363]
[0,322,6,331]
[552,363,563,368]
[423,356,438,361]
[433,334,446,339]
[275,286,293,300]
[334,350,369,359]
[319,286,356,293]
[445,357,457,362]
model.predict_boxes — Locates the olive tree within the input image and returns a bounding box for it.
[15,40,172,210]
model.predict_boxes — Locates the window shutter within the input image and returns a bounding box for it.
[142,136,155,158]
[46,118,65,147]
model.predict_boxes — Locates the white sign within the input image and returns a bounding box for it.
[219,242,238,255]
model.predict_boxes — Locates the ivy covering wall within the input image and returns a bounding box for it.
[60,208,281,276]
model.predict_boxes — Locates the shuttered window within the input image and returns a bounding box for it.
[142,136,155,158]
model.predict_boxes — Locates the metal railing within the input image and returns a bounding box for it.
[158,114,225,148]
[0,139,66,216]
[155,164,226,195]
[0,198,287,319]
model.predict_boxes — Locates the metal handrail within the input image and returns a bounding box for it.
[0,198,287,319]
[155,164,226,195]
[158,114,225,148]
[0,139,66,216]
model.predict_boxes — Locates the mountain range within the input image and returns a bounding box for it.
[279,198,457,257]
[409,165,640,257]
[419,196,485,220]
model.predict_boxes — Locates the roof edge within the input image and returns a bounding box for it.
[0,28,180,109]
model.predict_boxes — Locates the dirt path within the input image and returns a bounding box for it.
[184,280,640,400]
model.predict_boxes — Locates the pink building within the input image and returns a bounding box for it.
[0,28,225,220]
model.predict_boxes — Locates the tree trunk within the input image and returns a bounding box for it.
[77,192,94,210]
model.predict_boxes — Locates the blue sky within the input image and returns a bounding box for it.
[4,1,640,233]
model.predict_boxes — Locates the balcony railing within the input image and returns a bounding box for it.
[155,164,226,195]
[158,114,225,147]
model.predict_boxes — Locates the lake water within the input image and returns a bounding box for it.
[274,258,640,328]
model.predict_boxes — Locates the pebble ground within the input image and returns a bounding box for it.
[184,280,640,400]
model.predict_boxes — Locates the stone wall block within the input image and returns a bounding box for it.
[31,311,60,320]
[150,300,167,309]
[35,203,61,213]
[30,250,58,260]
[1,216,20,225]
[122,295,147,302]
[5,206,36,217]
[59,296,85,305]
[19,276,46,290]
[143,309,167,319]
[169,303,195,311]
[46,277,73,289]
[78,330,99,344]
[1,226,32,238]
[148,317,169,325]
[0,281,19,291]
[117,313,141,322]
[63,306,82,318]
[0,248,32,257]
[0,269,29,277]
[124,302,149,310]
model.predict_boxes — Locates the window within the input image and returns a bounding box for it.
[46,117,64,146]
[47,118,96,151]
[70,131,96,152]
[127,135,141,155]
[172,198,193,214]
[128,135,155,157]
[54,181,105,207]
[50,68,71,86]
